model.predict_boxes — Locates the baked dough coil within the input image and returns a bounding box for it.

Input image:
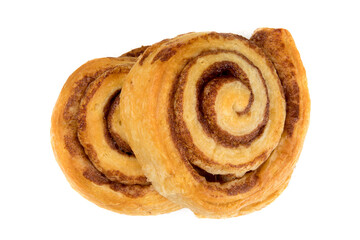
[51,49,180,215]
[120,29,310,218]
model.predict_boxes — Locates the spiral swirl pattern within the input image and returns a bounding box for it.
[171,48,285,179]
[120,30,310,218]
[51,49,180,215]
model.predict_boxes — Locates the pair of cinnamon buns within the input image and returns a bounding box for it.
[51,28,310,218]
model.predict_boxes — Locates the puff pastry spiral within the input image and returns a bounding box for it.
[120,29,310,218]
[51,48,180,215]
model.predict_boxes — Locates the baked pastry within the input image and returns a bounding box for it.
[50,48,180,215]
[120,29,310,218]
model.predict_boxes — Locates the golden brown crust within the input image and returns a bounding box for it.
[120,29,310,218]
[51,54,180,215]
[250,28,305,136]
[120,45,149,58]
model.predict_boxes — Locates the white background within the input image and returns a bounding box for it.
[1,0,359,239]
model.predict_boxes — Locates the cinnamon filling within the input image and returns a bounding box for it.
[83,167,150,198]
[196,61,269,148]
[168,50,270,193]
[63,65,150,198]
[105,90,134,156]
[250,30,300,136]
[191,164,240,184]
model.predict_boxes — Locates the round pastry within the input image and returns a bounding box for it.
[120,29,310,218]
[50,48,180,215]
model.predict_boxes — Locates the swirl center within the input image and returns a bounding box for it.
[170,49,285,178]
